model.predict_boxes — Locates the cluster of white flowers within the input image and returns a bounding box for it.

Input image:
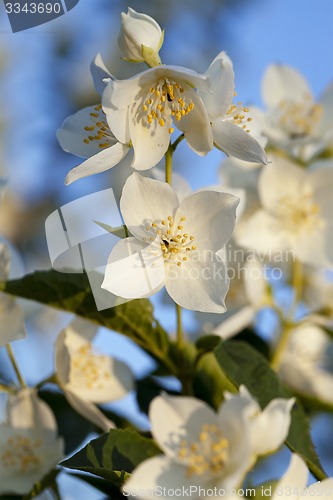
[1,6,333,498]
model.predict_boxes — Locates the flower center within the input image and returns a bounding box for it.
[276,96,323,138]
[225,102,252,133]
[82,104,114,149]
[70,343,112,390]
[1,434,42,474]
[142,79,194,133]
[143,214,196,267]
[178,423,229,478]
[275,194,320,233]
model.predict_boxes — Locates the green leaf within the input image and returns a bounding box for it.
[0,270,174,371]
[195,334,221,353]
[215,340,327,480]
[94,221,128,238]
[61,429,161,484]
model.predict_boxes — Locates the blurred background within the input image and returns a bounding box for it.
[1,0,333,497]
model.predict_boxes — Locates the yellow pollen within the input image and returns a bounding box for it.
[178,424,229,478]
[1,435,42,473]
[144,214,196,266]
[169,128,174,134]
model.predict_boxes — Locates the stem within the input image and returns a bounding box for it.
[271,260,303,370]
[165,146,173,185]
[176,304,183,349]
[271,322,292,370]
[5,344,27,388]
[291,259,303,311]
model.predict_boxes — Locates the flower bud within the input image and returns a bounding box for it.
[117,8,164,67]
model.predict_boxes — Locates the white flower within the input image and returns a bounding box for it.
[223,386,294,458]
[260,64,333,161]
[0,243,26,347]
[279,322,333,406]
[0,388,64,495]
[57,53,133,185]
[102,61,222,170]
[200,52,268,165]
[123,393,253,499]
[55,318,133,431]
[236,155,333,267]
[117,8,164,67]
[272,454,333,500]
[57,103,131,185]
[102,173,239,313]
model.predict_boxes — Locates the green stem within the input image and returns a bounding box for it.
[271,322,293,370]
[165,146,173,184]
[271,260,303,370]
[5,344,27,388]
[176,304,183,349]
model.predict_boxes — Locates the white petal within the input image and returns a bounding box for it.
[258,157,305,211]
[65,142,130,185]
[293,222,333,267]
[244,259,267,306]
[307,479,333,500]
[272,454,308,500]
[212,306,256,340]
[201,51,235,120]
[0,299,26,346]
[176,190,239,253]
[120,173,179,240]
[150,167,192,203]
[262,65,312,109]
[67,356,133,403]
[306,166,333,219]
[6,389,57,433]
[175,92,213,156]
[108,66,210,110]
[195,184,246,220]
[102,237,165,299]
[213,120,268,164]
[102,82,131,144]
[165,255,229,313]
[123,456,195,499]
[250,398,294,456]
[90,53,112,96]
[236,209,287,254]
[150,394,217,461]
[129,95,171,170]
[319,82,333,134]
[64,390,115,432]
[57,106,117,158]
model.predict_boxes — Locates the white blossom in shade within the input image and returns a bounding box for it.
[236,155,333,267]
[102,173,239,313]
[212,255,269,339]
[271,454,333,500]
[0,389,64,495]
[123,393,254,499]
[0,243,26,347]
[117,8,164,67]
[223,385,294,459]
[57,103,132,185]
[302,267,333,327]
[55,318,133,432]
[199,51,268,165]
[279,322,333,406]
[259,64,333,162]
